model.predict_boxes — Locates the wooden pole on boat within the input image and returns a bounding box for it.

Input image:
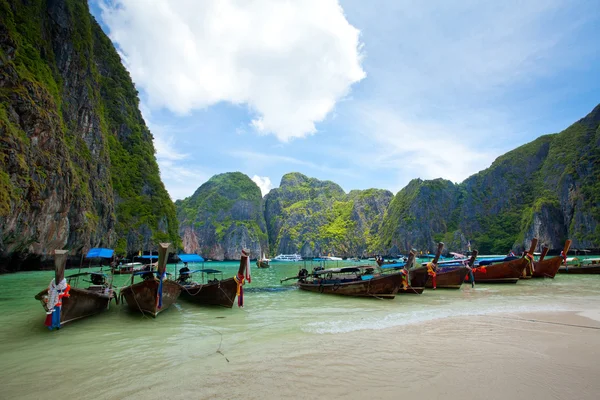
[526,238,538,256]
[157,243,171,276]
[432,242,444,265]
[562,240,572,264]
[54,250,68,283]
[467,250,479,267]
[238,249,249,277]
[405,251,416,269]
[539,246,549,262]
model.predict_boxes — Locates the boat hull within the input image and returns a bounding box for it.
[179,277,238,308]
[467,258,527,284]
[425,266,470,289]
[298,273,404,298]
[121,279,181,317]
[532,257,563,278]
[557,265,600,274]
[397,266,429,294]
[256,261,270,268]
[35,287,112,326]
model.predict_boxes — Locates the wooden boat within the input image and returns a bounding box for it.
[35,250,116,330]
[426,250,478,289]
[396,243,443,294]
[120,243,181,317]
[466,239,538,284]
[558,257,600,274]
[256,253,270,268]
[111,261,146,275]
[178,250,250,308]
[297,264,404,298]
[532,240,572,278]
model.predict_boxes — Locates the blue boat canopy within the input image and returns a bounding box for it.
[380,262,406,269]
[139,255,158,260]
[179,254,205,263]
[85,248,114,259]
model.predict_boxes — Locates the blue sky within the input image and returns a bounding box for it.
[90,0,600,200]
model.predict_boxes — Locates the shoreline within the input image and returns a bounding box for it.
[186,309,600,400]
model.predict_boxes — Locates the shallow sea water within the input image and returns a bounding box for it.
[0,259,598,399]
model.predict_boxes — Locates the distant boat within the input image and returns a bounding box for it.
[111,261,144,275]
[256,253,271,268]
[558,256,600,274]
[35,249,117,330]
[272,254,303,262]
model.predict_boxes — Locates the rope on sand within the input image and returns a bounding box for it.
[492,315,600,330]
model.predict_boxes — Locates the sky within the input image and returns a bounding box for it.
[90,0,600,200]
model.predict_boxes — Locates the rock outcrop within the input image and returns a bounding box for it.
[175,172,267,260]
[264,172,393,258]
[380,103,600,254]
[0,0,179,271]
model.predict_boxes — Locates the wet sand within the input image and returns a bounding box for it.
[175,310,600,400]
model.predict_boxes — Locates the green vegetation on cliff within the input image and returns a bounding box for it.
[175,172,267,260]
[0,0,179,268]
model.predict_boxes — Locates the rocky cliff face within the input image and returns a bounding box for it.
[175,172,268,260]
[264,172,392,258]
[380,104,600,254]
[0,0,179,271]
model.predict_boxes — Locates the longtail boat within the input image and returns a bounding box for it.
[466,239,538,284]
[426,250,478,289]
[120,243,181,317]
[256,253,270,268]
[396,243,443,294]
[558,257,600,274]
[35,250,116,330]
[296,264,404,299]
[532,240,572,278]
[178,250,250,308]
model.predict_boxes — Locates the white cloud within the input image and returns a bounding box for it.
[251,175,273,196]
[100,0,365,141]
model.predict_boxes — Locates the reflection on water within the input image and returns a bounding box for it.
[0,260,598,399]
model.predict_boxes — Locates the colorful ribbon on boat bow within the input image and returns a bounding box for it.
[234,273,245,307]
[44,279,70,330]
[401,269,408,290]
[560,251,567,265]
[156,270,166,310]
[524,253,535,274]
[426,262,437,289]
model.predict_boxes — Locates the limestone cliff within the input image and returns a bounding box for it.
[264,172,392,258]
[380,104,600,254]
[0,0,179,270]
[175,172,267,260]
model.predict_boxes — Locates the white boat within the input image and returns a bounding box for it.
[320,255,342,261]
[272,254,303,262]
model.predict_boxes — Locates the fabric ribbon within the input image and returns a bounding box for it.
[473,266,486,274]
[44,279,70,330]
[560,251,567,265]
[426,262,437,289]
[157,271,166,309]
[525,253,535,273]
[234,273,245,307]
[245,256,251,283]
[401,269,408,290]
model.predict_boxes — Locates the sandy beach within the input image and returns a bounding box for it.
[168,310,600,400]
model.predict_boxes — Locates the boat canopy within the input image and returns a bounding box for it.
[477,256,519,266]
[179,254,205,263]
[85,248,114,259]
[380,262,406,269]
[139,255,158,260]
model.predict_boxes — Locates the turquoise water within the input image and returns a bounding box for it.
[0,260,598,399]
